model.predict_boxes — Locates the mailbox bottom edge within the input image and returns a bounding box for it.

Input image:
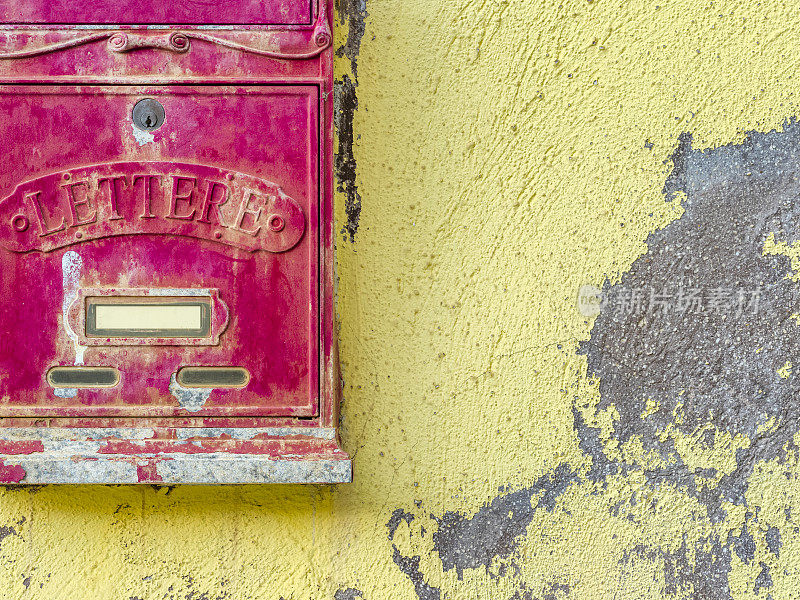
[0,428,352,484]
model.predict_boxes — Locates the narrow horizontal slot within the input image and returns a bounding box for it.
[47,366,119,388]
[86,297,211,338]
[177,367,250,389]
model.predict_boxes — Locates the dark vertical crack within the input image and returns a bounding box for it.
[334,75,361,242]
[334,0,367,242]
[335,0,367,78]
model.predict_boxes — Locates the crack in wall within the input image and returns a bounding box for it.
[334,0,367,243]
[334,0,367,77]
[334,75,362,243]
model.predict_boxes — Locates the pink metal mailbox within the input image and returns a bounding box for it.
[0,0,351,483]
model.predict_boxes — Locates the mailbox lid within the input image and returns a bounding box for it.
[0,0,313,25]
[0,84,320,418]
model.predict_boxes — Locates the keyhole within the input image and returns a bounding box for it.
[132,98,165,132]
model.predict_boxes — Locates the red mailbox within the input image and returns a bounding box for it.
[0,0,351,483]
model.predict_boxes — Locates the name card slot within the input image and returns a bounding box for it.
[86,297,211,339]
[68,288,229,346]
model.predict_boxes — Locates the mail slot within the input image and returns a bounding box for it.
[0,0,350,484]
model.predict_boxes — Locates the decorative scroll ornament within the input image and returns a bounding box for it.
[107,31,190,54]
[0,2,330,60]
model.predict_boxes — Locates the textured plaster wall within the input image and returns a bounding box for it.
[3,0,800,598]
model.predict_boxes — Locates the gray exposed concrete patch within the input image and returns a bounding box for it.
[580,124,800,515]
[431,464,577,579]
[0,517,24,549]
[730,520,756,564]
[576,125,800,596]
[572,407,624,482]
[540,581,571,600]
[391,546,441,600]
[0,525,17,545]
[386,507,440,599]
[334,588,363,600]
[766,525,781,557]
[754,562,774,594]
[662,535,733,600]
[386,508,415,539]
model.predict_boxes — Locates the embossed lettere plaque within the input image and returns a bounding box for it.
[0,162,306,253]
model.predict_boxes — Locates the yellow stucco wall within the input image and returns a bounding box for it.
[3,1,800,598]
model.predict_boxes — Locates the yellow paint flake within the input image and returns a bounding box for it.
[660,423,751,483]
[641,398,660,419]
[757,415,779,435]
[778,361,792,379]
[763,232,800,281]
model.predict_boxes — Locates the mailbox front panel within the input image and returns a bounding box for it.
[0,0,350,484]
[0,85,319,418]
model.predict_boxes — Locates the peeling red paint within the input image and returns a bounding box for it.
[0,440,44,455]
[136,460,163,483]
[0,461,25,483]
[97,436,347,457]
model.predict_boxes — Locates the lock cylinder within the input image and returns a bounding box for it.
[132,98,165,131]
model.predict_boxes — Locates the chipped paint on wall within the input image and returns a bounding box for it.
[7,0,800,598]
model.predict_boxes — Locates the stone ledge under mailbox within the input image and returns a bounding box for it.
[0,428,351,484]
